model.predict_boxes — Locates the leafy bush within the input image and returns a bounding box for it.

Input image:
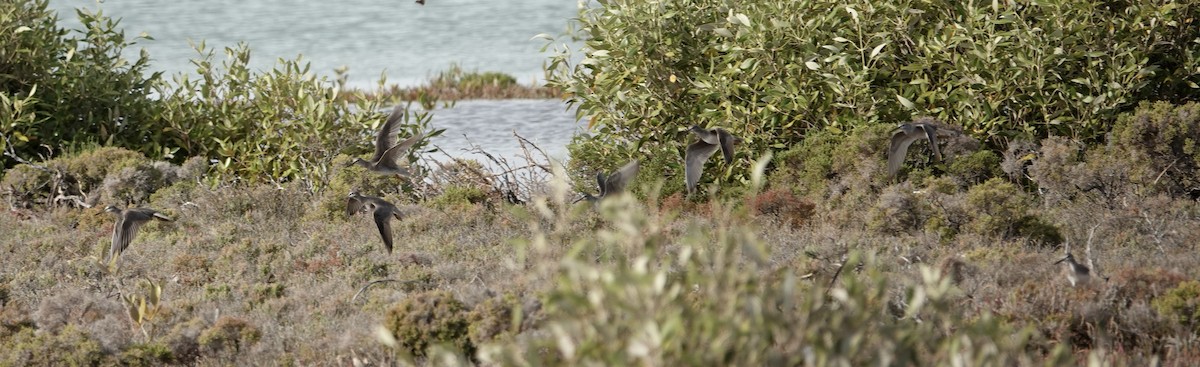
[383,290,473,357]
[548,0,1200,195]
[1,0,166,168]
[945,150,1002,186]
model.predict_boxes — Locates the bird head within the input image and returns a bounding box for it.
[572,193,599,204]
[1053,253,1075,265]
[98,205,121,215]
[347,190,362,199]
[345,158,365,167]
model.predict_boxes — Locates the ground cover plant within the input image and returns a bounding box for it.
[3,0,1200,365]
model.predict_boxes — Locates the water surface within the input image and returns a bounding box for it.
[48,0,579,88]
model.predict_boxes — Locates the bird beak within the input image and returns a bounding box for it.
[1053,257,1066,265]
[344,159,358,168]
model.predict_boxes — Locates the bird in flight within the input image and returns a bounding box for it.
[576,159,640,203]
[685,125,740,195]
[349,105,425,178]
[100,205,173,261]
[346,191,405,253]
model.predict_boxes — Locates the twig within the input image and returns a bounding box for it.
[1150,158,1178,188]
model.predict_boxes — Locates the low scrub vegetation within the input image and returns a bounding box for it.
[3,117,1200,363]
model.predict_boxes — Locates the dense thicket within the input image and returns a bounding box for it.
[550,0,1199,194]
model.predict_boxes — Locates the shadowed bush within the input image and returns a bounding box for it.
[383,290,473,358]
[198,316,261,355]
[1153,280,1200,333]
[1110,102,1200,198]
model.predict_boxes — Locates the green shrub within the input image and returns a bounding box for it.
[868,182,923,234]
[946,150,1002,186]
[383,290,473,357]
[550,0,1200,195]
[964,178,1032,238]
[1152,280,1200,332]
[430,185,489,209]
[768,124,891,200]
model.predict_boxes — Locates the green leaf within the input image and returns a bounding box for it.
[896,95,915,109]
[870,43,887,58]
[735,14,752,27]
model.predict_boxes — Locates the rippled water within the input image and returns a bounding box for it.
[47,0,586,162]
[47,0,578,88]
[426,100,584,163]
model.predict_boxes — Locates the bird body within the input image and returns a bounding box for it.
[349,105,424,177]
[347,191,404,253]
[578,160,640,203]
[1054,253,1092,287]
[685,126,740,195]
[101,205,173,261]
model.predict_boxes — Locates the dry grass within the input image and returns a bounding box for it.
[3,127,1200,364]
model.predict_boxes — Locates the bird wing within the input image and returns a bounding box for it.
[372,206,396,253]
[111,213,147,259]
[605,160,640,195]
[919,124,943,161]
[346,196,366,216]
[377,131,425,170]
[717,129,738,165]
[685,140,720,194]
[887,127,921,177]
[371,105,407,162]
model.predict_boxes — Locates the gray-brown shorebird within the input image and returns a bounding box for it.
[346,191,404,253]
[1054,252,1092,287]
[887,118,947,178]
[348,105,425,177]
[576,159,640,203]
[100,205,173,261]
[685,125,740,195]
